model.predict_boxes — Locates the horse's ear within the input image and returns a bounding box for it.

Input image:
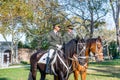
[97,36,102,42]
[76,35,80,41]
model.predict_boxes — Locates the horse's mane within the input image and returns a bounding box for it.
[62,39,78,58]
[87,38,97,43]
[86,37,102,45]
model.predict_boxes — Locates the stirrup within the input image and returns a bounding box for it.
[46,68,50,73]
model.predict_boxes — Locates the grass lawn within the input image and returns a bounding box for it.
[0,59,120,80]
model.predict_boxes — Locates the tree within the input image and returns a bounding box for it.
[25,0,68,48]
[0,0,33,64]
[109,0,120,54]
[59,0,108,38]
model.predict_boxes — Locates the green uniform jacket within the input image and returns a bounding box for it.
[63,32,75,44]
[47,30,63,49]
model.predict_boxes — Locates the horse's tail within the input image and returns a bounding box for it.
[28,62,34,80]
[28,53,38,80]
[28,71,33,80]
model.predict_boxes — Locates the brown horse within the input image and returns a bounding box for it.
[72,36,104,80]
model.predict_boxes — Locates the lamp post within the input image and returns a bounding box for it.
[0,43,4,67]
[0,43,1,67]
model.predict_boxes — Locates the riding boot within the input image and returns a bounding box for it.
[46,49,54,74]
[46,57,50,73]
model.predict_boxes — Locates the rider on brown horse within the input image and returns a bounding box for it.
[63,25,75,44]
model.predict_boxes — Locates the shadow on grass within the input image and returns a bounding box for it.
[89,59,120,66]
[0,78,9,80]
[88,66,120,78]
[88,73,119,78]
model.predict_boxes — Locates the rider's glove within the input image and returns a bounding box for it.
[56,44,62,49]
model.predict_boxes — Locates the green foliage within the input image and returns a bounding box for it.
[18,41,24,48]
[18,36,49,50]
[29,36,41,49]
[40,36,49,50]
[18,41,31,49]
[108,41,119,59]
[29,35,49,50]
[20,61,29,65]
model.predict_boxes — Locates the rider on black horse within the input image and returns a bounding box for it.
[46,24,63,73]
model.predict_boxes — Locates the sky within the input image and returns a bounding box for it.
[105,13,115,30]
[0,34,10,42]
[0,34,26,43]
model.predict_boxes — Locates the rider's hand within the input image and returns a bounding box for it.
[56,44,62,49]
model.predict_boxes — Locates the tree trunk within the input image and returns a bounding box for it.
[90,9,94,38]
[117,1,120,54]
[110,0,120,55]
[116,23,120,53]
[115,1,120,54]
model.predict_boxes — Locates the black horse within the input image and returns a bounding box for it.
[28,38,81,80]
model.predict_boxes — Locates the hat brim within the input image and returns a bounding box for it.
[56,25,61,28]
[66,25,73,29]
[68,28,73,29]
[55,24,61,28]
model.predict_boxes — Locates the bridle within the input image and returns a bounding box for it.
[77,42,86,57]
[77,39,103,60]
[94,40,103,59]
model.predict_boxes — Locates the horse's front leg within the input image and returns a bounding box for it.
[54,75,58,80]
[40,72,46,80]
[80,71,87,80]
[58,71,66,80]
[73,70,79,80]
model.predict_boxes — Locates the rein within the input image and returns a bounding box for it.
[76,42,87,59]
[77,43,86,56]
[77,43,86,55]
[69,55,88,72]
[51,49,71,79]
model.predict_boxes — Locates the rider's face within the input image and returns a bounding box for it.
[55,26,60,31]
[68,28,72,33]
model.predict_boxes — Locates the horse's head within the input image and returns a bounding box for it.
[87,36,104,62]
[76,36,104,62]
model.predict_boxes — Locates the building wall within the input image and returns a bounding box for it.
[18,48,35,63]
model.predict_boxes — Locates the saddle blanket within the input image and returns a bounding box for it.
[38,52,54,64]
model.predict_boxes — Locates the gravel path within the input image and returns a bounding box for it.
[0,65,30,69]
